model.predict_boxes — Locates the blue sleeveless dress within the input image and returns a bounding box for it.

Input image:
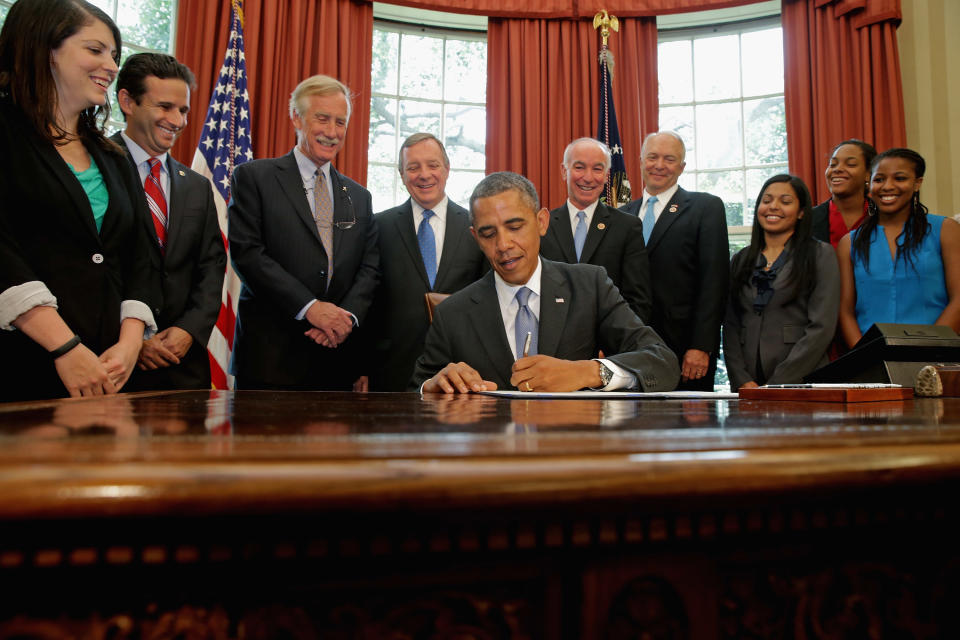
[852,215,947,334]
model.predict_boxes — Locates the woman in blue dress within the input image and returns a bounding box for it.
[837,148,960,347]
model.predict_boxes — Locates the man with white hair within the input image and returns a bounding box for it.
[228,74,379,390]
[540,137,651,322]
[620,131,728,391]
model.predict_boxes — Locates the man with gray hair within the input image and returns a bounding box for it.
[410,171,679,393]
[228,74,379,390]
[541,137,652,322]
[620,131,728,391]
[364,132,486,391]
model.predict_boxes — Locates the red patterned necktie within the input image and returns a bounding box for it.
[145,157,167,253]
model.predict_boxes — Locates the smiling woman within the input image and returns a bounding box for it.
[0,0,156,401]
[723,174,839,390]
[837,148,960,348]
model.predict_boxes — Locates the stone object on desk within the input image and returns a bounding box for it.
[915,364,960,397]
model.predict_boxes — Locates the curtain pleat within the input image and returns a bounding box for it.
[783,0,905,204]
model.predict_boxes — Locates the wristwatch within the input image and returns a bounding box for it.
[595,359,613,388]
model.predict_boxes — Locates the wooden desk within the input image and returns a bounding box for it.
[0,391,958,638]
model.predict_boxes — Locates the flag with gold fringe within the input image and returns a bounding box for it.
[595,10,631,207]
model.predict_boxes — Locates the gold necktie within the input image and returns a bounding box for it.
[314,170,334,285]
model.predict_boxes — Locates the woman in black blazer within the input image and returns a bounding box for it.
[0,0,155,400]
[723,175,839,390]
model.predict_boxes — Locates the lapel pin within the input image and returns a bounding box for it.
[597,223,606,230]
[669,204,678,213]
[555,297,565,303]
[178,170,186,176]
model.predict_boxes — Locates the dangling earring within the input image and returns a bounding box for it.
[867,198,877,217]
[912,192,921,217]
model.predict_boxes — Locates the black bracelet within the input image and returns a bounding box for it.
[49,335,81,359]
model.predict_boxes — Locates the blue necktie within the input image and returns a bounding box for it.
[643,195,658,244]
[573,210,587,261]
[514,286,538,360]
[418,209,437,288]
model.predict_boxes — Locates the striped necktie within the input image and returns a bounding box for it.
[145,157,167,253]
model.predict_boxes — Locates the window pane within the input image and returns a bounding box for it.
[117,0,174,51]
[444,105,485,170]
[0,5,9,23]
[658,105,696,170]
[447,170,484,207]
[371,30,399,94]
[744,97,787,165]
[370,24,487,210]
[399,34,444,99]
[693,34,740,101]
[398,100,441,138]
[369,164,399,213]
[741,28,783,97]
[368,97,398,163]
[698,170,745,226]
[658,40,693,104]
[444,39,486,103]
[695,102,741,169]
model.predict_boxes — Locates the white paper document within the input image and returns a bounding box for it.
[479,390,739,399]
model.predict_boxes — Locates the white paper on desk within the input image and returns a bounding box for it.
[479,390,739,399]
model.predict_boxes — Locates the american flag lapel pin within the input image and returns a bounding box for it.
[555,297,565,303]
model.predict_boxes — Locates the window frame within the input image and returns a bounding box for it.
[657,15,787,240]
[368,19,488,210]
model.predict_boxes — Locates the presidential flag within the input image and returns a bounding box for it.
[595,13,631,207]
[192,0,253,389]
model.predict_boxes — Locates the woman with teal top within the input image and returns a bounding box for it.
[0,0,156,400]
[837,148,960,348]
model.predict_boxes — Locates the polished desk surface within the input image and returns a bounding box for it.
[0,390,957,519]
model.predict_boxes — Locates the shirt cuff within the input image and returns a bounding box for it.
[296,299,317,321]
[121,300,158,337]
[0,282,57,330]
[597,358,637,391]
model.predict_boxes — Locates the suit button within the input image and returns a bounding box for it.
[92,253,104,264]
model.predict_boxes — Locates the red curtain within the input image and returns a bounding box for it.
[486,17,658,209]
[782,0,905,203]
[173,0,373,184]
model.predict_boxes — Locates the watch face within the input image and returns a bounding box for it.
[600,363,613,386]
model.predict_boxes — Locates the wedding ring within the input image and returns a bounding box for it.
[524,382,532,391]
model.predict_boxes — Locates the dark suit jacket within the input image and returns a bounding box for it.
[540,201,652,323]
[621,187,729,390]
[112,132,226,390]
[410,260,680,391]
[368,198,487,391]
[0,100,155,401]
[811,201,830,244]
[228,152,379,389]
[723,241,839,389]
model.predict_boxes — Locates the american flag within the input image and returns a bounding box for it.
[192,0,253,389]
[596,34,631,207]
